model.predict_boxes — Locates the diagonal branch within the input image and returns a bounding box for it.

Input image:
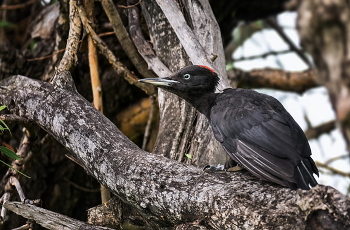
[100,0,158,79]
[266,17,312,68]
[127,0,171,78]
[0,0,37,10]
[154,0,231,90]
[0,72,349,229]
[3,201,114,230]
[305,120,336,140]
[315,161,350,178]
[77,5,156,95]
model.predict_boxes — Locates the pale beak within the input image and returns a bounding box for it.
[138,78,179,86]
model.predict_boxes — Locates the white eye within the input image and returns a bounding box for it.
[183,74,191,80]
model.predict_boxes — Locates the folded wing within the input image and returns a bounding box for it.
[211,89,318,189]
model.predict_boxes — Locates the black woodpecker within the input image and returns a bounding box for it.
[139,65,319,190]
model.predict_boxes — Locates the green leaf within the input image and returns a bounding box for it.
[0,146,21,160]
[0,160,31,178]
[0,106,12,136]
[0,21,14,28]
[0,119,11,136]
[29,41,36,51]
[185,154,192,160]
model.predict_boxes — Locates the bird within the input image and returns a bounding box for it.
[139,65,319,190]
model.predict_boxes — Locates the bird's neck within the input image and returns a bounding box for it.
[185,92,216,119]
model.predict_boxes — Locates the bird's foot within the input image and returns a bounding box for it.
[226,165,244,172]
[203,164,225,171]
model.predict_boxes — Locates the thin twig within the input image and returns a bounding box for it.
[9,177,26,202]
[11,221,33,230]
[0,114,33,125]
[27,32,115,62]
[85,0,110,203]
[101,0,157,79]
[63,178,100,193]
[0,192,10,223]
[315,161,350,178]
[118,0,142,9]
[232,50,292,62]
[324,154,349,165]
[265,17,312,67]
[0,128,38,195]
[65,154,84,168]
[86,0,103,114]
[127,0,155,56]
[77,4,156,95]
[0,128,36,225]
[142,96,155,150]
[0,0,37,10]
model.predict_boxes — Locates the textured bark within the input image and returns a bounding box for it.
[297,0,350,152]
[55,0,82,73]
[0,73,349,229]
[141,0,227,166]
[3,201,114,230]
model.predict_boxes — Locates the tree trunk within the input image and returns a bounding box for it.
[141,0,228,166]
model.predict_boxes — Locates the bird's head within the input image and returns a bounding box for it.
[139,65,219,99]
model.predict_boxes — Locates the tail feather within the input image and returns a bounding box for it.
[301,160,318,186]
[296,166,309,189]
[308,157,319,177]
[294,160,318,190]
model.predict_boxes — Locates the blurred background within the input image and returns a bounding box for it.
[228,12,349,195]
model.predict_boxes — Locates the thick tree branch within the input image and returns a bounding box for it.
[305,120,336,140]
[229,68,319,93]
[0,73,349,229]
[3,201,114,230]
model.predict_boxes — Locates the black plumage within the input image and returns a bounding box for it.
[139,65,319,190]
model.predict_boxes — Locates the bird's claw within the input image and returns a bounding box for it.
[227,165,244,172]
[203,164,224,171]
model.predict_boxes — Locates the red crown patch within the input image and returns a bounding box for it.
[198,65,216,74]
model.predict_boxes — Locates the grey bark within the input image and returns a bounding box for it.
[141,0,227,166]
[3,201,114,230]
[0,72,349,229]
